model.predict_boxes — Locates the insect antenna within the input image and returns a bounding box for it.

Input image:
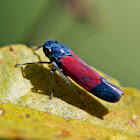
[35,45,43,50]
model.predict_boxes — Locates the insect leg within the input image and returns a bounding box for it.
[15,60,56,99]
[15,61,51,67]
[52,61,86,108]
[49,68,57,99]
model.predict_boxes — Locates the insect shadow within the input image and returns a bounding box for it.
[21,64,109,119]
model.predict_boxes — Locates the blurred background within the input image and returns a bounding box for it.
[0,0,140,89]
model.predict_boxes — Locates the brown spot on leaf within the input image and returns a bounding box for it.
[9,45,13,51]
[12,55,17,59]
[0,59,5,65]
[128,114,138,127]
[54,133,69,138]
[25,114,30,118]
[0,108,4,116]
[129,119,136,127]
[54,128,72,138]
[18,115,23,119]
[61,128,72,136]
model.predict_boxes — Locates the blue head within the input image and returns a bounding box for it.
[43,40,72,61]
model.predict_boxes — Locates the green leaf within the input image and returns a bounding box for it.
[0,45,139,139]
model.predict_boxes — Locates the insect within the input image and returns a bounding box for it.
[16,40,124,103]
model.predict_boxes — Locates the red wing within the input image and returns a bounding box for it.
[60,56,101,91]
[70,50,102,77]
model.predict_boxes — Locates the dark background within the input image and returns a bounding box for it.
[0,0,140,89]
